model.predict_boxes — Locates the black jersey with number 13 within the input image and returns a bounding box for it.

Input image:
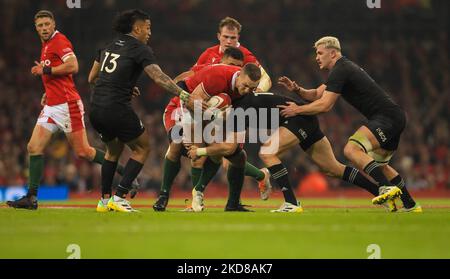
[92,34,156,108]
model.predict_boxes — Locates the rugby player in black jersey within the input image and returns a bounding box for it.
[188,92,382,212]
[278,36,420,212]
[87,9,190,212]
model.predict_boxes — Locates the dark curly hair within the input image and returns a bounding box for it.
[223,47,244,62]
[113,9,150,34]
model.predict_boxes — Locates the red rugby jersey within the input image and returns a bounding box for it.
[193,44,259,68]
[39,31,80,105]
[185,64,242,100]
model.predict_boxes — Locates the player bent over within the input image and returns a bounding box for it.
[189,91,384,212]
[153,63,270,211]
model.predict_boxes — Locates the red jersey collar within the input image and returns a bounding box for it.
[231,71,239,91]
[43,30,59,44]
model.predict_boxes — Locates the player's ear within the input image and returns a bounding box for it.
[329,49,335,58]
[132,22,139,33]
[217,32,221,41]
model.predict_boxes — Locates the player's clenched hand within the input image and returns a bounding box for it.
[186,96,208,111]
[131,87,140,98]
[31,61,44,76]
[187,146,199,161]
[40,93,47,106]
[278,76,301,93]
[278,102,301,118]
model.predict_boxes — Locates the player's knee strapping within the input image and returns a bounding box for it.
[349,133,393,165]
[348,132,373,154]
[367,151,393,165]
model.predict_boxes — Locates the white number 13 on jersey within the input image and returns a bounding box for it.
[100,51,120,73]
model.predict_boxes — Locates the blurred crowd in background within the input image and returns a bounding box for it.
[0,0,448,194]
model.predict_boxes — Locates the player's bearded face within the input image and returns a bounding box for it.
[217,27,239,50]
[35,17,55,41]
[236,75,259,95]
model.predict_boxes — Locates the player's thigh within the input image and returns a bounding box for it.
[166,141,183,161]
[116,108,148,152]
[353,110,405,154]
[306,137,344,177]
[282,114,325,153]
[89,106,117,143]
[260,127,299,158]
[27,124,54,154]
[347,126,381,154]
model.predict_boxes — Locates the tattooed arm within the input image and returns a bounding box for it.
[144,64,190,102]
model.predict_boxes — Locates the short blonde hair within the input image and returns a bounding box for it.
[314,36,341,51]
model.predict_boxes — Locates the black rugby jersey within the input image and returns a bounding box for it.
[230,92,313,131]
[92,34,156,108]
[325,57,401,119]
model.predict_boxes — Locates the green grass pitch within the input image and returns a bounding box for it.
[1,198,450,259]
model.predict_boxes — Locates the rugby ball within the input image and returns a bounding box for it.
[206,93,231,110]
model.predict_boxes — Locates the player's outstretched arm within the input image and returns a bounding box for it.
[144,64,190,102]
[278,76,325,101]
[173,70,194,84]
[278,90,340,117]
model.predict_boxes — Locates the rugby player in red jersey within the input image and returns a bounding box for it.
[6,10,134,210]
[175,16,271,92]
[153,62,264,211]
[153,19,273,211]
